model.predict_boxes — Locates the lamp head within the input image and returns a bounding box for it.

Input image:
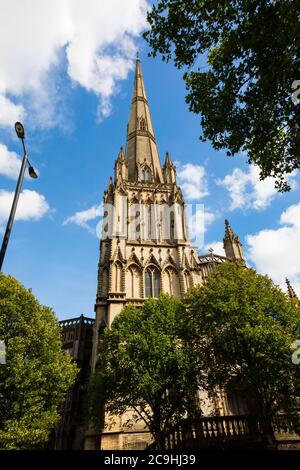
[15,122,25,139]
[28,165,38,179]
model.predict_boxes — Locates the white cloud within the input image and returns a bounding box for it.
[0,189,50,230]
[186,205,216,248]
[177,163,209,200]
[246,202,300,296]
[0,143,24,179]
[64,203,103,233]
[218,165,297,211]
[204,241,225,256]
[0,95,24,127]
[0,0,148,128]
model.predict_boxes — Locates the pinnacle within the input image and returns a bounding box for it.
[286,278,298,299]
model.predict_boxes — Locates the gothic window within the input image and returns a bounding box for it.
[145,266,160,298]
[113,262,122,291]
[141,167,151,182]
[127,265,142,298]
[101,268,108,296]
[139,117,146,131]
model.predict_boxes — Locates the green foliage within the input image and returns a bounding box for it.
[184,263,300,432]
[0,274,78,449]
[145,1,300,190]
[95,294,199,447]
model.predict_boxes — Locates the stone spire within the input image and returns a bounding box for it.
[286,278,298,299]
[163,151,177,184]
[104,176,114,203]
[125,56,164,183]
[114,147,128,183]
[223,219,244,262]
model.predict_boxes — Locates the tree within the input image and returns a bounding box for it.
[144,1,300,191]
[0,274,78,449]
[184,262,300,441]
[94,294,199,449]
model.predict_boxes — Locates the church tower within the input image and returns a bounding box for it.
[92,57,204,366]
[88,57,205,449]
[87,57,243,450]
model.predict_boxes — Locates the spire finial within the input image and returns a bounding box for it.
[223,218,244,263]
[164,151,171,167]
[224,219,233,237]
[136,51,139,60]
[286,278,298,299]
[117,146,125,161]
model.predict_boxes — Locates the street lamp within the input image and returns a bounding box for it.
[0,122,38,271]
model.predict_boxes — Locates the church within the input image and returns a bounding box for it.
[83,56,248,450]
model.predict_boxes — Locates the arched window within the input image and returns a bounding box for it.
[141,167,151,182]
[127,265,142,298]
[140,117,146,131]
[145,266,160,298]
[101,268,108,296]
[113,262,122,291]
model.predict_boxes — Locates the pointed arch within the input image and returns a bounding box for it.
[145,252,161,270]
[163,266,180,298]
[139,117,146,131]
[111,245,125,263]
[162,254,177,271]
[112,261,123,292]
[145,265,161,298]
[126,263,142,298]
[128,252,143,269]
[101,268,108,297]
[184,270,192,293]
[140,165,152,182]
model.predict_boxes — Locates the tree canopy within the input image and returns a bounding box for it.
[94,294,199,449]
[184,262,300,434]
[0,274,78,449]
[145,0,300,191]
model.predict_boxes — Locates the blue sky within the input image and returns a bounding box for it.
[0,1,299,319]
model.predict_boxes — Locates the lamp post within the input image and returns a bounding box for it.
[0,122,38,271]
